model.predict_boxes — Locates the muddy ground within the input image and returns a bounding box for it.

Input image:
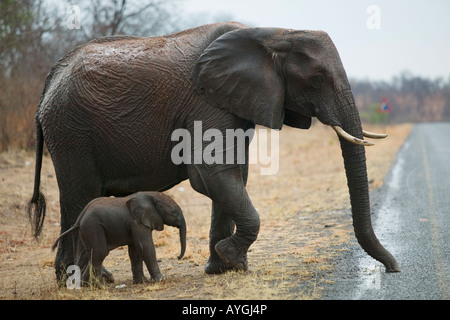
[0,123,411,300]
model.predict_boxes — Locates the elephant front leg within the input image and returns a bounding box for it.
[138,233,164,283]
[214,196,260,272]
[188,164,260,274]
[205,202,236,274]
[128,245,147,284]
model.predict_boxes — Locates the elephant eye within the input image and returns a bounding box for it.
[310,74,324,89]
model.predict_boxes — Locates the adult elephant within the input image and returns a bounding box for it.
[28,22,399,282]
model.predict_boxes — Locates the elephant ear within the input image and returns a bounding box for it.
[192,28,287,130]
[126,194,162,230]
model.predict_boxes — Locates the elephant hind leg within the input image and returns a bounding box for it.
[51,157,104,283]
[83,252,108,286]
[80,229,109,286]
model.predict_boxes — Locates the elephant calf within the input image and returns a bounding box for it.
[52,192,186,285]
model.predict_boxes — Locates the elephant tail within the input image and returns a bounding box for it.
[52,226,79,251]
[27,119,46,239]
[52,204,88,251]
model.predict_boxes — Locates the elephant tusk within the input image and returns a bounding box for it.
[332,126,375,147]
[362,130,388,139]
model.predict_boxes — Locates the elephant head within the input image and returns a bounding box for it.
[193,27,399,272]
[126,192,186,259]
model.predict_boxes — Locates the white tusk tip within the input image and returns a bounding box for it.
[362,130,388,139]
[332,126,375,147]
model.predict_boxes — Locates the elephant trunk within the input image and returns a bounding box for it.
[336,92,400,272]
[177,216,187,259]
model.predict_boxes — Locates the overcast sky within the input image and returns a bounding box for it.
[181,0,450,82]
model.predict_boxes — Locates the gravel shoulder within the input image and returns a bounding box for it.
[323,122,450,300]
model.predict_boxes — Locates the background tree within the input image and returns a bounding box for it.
[0,0,186,151]
[79,0,180,39]
[350,72,450,124]
[0,0,65,150]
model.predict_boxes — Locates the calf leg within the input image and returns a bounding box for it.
[128,245,147,284]
[132,228,163,282]
[79,228,108,286]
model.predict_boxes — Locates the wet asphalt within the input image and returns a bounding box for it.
[322,122,450,300]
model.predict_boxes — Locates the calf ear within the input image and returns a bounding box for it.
[126,194,162,230]
[192,28,288,130]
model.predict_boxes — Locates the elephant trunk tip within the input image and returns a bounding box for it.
[384,260,400,273]
[177,242,185,260]
[357,237,400,273]
[177,217,186,260]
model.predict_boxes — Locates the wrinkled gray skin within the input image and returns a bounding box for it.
[29,22,399,282]
[52,192,186,285]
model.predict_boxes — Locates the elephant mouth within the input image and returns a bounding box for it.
[332,126,388,146]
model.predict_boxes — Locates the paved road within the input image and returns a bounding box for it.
[323,122,450,300]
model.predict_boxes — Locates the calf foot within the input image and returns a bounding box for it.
[151,273,165,283]
[133,275,148,284]
[102,266,115,283]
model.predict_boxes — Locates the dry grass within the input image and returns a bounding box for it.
[0,123,412,300]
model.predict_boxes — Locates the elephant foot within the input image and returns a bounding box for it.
[134,272,164,284]
[151,273,165,283]
[204,257,236,274]
[102,266,115,283]
[214,238,248,272]
[133,275,148,284]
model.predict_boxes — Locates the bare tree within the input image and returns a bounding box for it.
[77,0,180,39]
[0,0,232,151]
[0,0,68,79]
